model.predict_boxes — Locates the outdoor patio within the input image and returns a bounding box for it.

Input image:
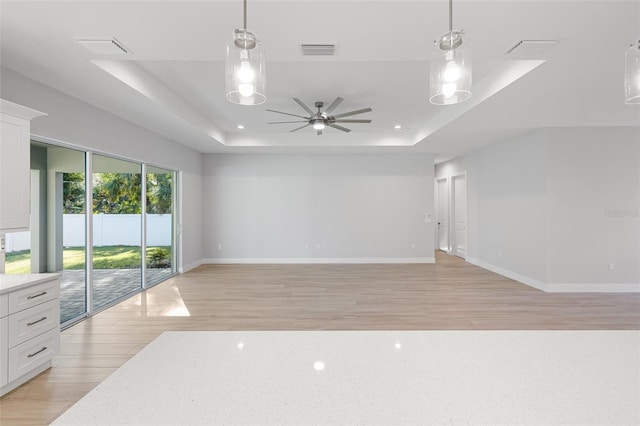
[60,268,173,322]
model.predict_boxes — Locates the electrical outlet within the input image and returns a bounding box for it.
[608,263,615,271]
[218,244,223,251]
[498,250,502,257]
[425,213,432,223]
[411,243,416,249]
[305,243,309,250]
[316,243,321,250]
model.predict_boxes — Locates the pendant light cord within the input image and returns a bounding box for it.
[449,0,453,32]
[243,0,247,30]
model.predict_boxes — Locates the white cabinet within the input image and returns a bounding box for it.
[0,99,46,232]
[0,315,7,387]
[0,274,60,396]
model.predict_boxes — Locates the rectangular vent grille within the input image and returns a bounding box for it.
[505,40,557,57]
[77,38,131,55]
[300,44,336,56]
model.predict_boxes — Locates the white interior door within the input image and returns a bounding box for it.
[436,178,449,252]
[452,174,467,259]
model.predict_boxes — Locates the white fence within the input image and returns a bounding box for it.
[4,231,31,253]
[4,214,172,252]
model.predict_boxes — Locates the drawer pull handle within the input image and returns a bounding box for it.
[27,346,48,358]
[27,317,47,326]
[27,291,47,300]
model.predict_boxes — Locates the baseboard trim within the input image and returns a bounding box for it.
[466,257,640,293]
[466,257,547,292]
[179,259,204,274]
[203,257,436,265]
[546,283,640,293]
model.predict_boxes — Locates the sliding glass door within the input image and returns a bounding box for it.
[11,141,179,325]
[58,148,88,322]
[145,166,175,286]
[91,155,143,311]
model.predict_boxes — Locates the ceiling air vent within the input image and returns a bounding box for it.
[77,38,131,55]
[505,40,556,57]
[300,44,336,56]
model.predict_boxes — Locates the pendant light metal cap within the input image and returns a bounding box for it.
[437,30,465,51]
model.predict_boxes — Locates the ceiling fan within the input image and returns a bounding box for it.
[267,97,372,136]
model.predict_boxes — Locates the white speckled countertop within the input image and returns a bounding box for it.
[51,330,640,425]
[0,273,60,295]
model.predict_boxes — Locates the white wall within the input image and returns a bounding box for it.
[203,154,435,262]
[436,130,548,286]
[436,127,640,291]
[0,67,203,270]
[545,127,640,289]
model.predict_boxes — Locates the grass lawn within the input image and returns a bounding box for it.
[5,246,171,273]
[4,250,31,274]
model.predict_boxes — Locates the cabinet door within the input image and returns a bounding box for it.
[0,113,30,231]
[0,317,7,387]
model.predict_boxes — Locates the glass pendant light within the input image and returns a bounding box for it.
[225,0,266,105]
[624,40,640,105]
[430,0,472,105]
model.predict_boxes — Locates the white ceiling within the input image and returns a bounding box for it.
[1,0,639,162]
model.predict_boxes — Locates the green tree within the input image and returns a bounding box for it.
[146,173,172,214]
[63,173,85,213]
[63,172,172,215]
[93,173,141,214]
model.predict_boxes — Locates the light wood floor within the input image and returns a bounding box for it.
[2,252,639,425]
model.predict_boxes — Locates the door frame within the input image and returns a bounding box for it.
[451,171,467,259]
[435,177,450,253]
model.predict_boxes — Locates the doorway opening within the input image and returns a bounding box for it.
[451,172,467,259]
[435,177,449,252]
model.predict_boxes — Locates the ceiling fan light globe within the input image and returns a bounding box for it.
[313,121,326,130]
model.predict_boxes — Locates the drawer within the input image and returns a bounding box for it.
[8,278,59,314]
[8,299,59,348]
[0,294,7,318]
[8,327,59,383]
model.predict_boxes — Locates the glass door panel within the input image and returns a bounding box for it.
[92,155,142,310]
[145,166,175,286]
[41,144,87,323]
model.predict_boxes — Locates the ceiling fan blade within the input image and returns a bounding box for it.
[290,123,311,133]
[266,109,309,119]
[268,120,309,124]
[293,98,315,116]
[324,97,344,114]
[332,108,372,119]
[328,123,351,133]
[333,119,372,123]
[317,129,323,136]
